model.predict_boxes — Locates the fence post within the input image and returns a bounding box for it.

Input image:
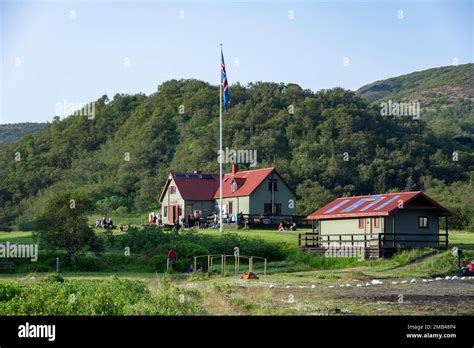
[445,216,449,249]
[207,255,211,275]
[221,255,224,276]
[193,257,197,273]
[264,258,267,275]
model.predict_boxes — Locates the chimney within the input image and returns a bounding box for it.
[193,170,202,174]
[232,164,239,175]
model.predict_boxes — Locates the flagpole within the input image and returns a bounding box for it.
[219,44,223,233]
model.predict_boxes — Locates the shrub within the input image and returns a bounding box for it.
[0,283,22,302]
[0,276,204,316]
[0,224,13,232]
[42,273,64,283]
[286,249,360,269]
[73,255,104,272]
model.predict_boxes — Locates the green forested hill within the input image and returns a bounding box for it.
[0,123,46,145]
[0,66,473,230]
[356,63,474,140]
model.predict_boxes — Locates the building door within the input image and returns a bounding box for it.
[169,205,175,223]
[169,205,180,223]
[174,206,180,222]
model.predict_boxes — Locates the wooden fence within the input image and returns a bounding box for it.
[298,232,449,258]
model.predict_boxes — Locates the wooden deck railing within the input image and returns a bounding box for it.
[298,232,449,250]
[298,233,377,248]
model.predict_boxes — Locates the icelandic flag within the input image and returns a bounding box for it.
[221,48,229,111]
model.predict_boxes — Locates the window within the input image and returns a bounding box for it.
[164,206,168,217]
[170,186,176,194]
[418,216,429,228]
[274,203,282,215]
[228,201,233,214]
[264,203,272,215]
[373,217,380,228]
[267,180,278,191]
[231,181,238,193]
[358,218,365,229]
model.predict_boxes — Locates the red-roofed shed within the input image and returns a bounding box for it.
[301,191,451,258]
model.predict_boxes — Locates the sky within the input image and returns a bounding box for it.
[0,0,472,124]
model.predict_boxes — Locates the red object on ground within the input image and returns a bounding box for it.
[167,249,176,259]
[241,272,259,279]
[466,263,474,271]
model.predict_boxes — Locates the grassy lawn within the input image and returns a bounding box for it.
[195,227,308,244]
[0,230,35,243]
[448,230,474,248]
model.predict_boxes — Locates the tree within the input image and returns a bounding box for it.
[296,180,336,216]
[34,190,100,265]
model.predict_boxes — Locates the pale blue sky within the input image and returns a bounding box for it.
[1,0,472,124]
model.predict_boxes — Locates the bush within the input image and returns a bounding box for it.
[16,220,37,231]
[73,255,104,272]
[42,273,64,283]
[0,276,204,315]
[0,224,13,232]
[116,227,288,265]
[287,250,360,269]
[0,283,22,302]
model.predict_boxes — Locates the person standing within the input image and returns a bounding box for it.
[185,214,190,228]
[167,246,177,272]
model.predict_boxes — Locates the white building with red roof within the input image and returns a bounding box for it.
[158,165,297,224]
[303,191,451,257]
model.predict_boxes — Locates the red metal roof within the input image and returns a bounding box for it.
[161,167,280,201]
[171,173,220,201]
[213,167,275,198]
[307,191,450,220]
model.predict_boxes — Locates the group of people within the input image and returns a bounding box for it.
[182,213,203,229]
[278,221,297,232]
[95,217,114,229]
[149,213,163,226]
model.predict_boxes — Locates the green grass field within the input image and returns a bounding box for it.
[1,227,473,316]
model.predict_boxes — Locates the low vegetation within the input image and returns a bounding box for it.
[0,274,203,316]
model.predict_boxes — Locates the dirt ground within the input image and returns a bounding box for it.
[183,276,474,315]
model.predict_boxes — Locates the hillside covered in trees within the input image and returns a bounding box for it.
[357,63,474,142]
[0,64,473,230]
[0,123,46,145]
